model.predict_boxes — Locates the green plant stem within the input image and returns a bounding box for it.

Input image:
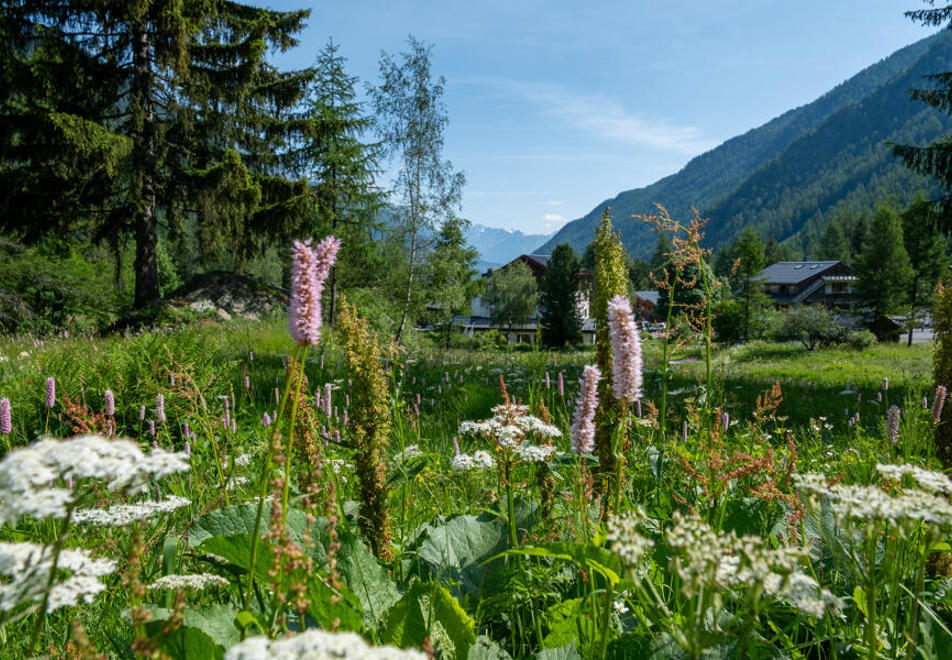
[659,271,679,444]
[280,347,308,524]
[30,505,74,653]
[697,241,714,417]
[599,582,615,658]
[240,352,297,618]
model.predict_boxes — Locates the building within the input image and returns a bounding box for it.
[757,261,858,308]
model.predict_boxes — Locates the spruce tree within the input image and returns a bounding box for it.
[539,243,582,347]
[732,229,767,341]
[0,1,314,308]
[855,204,914,330]
[304,40,384,324]
[903,194,949,345]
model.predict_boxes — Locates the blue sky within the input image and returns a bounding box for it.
[261,1,934,235]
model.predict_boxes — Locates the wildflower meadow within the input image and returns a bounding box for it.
[0,228,948,660]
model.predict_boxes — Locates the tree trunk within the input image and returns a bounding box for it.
[132,25,160,309]
[394,228,417,344]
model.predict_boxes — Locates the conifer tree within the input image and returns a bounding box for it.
[539,243,582,347]
[304,40,384,324]
[903,194,949,345]
[855,204,914,330]
[732,229,767,341]
[0,1,314,308]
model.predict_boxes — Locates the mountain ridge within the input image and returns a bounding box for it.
[537,30,951,259]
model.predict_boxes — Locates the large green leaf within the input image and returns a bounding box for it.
[143,621,223,660]
[717,497,788,539]
[337,527,400,628]
[380,581,476,659]
[467,636,513,659]
[417,513,509,599]
[146,605,241,650]
[533,642,583,660]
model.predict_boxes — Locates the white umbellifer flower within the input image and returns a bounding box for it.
[223,453,254,468]
[664,512,841,617]
[224,629,427,659]
[390,445,423,466]
[451,450,495,471]
[73,495,191,527]
[795,471,952,526]
[0,541,115,613]
[876,463,952,495]
[0,435,189,524]
[458,402,561,460]
[149,573,230,592]
[514,443,557,463]
[607,508,654,567]
[226,476,250,490]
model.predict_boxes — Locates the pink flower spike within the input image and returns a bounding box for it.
[570,365,601,454]
[288,236,341,347]
[45,377,55,409]
[104,390,115,416]
[0,398,11,435]
[606,295,643,403]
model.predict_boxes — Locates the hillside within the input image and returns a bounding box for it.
[463,224,554,266]
[538,31,952,259]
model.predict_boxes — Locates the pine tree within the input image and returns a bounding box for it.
[0,2,314,308]
[539,244,582,347]
[304,40,384,324]
[371,37,465,344]
[893,4,952,224]
[816,221,851,263]
[649,231,673,275]
[903,194,949,345]
[732,229,767,341]
[855,204,914,330]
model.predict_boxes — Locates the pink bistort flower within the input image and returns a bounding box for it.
[606,295,642,403]
[570,365,601,454]
[288,236,341,347]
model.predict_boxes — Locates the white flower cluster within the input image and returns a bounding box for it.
[458,402,561,464]
[514,443,558,463]
[795,471,952,526]
[876,463,952,495]
[224,629,427,659]
[149,573,230,592]
[0,435,190,523]
[666,512,842,617]
[73,495,191,527]
[451,450,495,471]
[0,541,116,613]
[390,445,423,466]
[607,508,654,567]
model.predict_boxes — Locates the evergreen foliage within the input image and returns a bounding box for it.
[424,218,482,348]
[538,244,582,348]
[902,194,949,344]
[854,204,914,326]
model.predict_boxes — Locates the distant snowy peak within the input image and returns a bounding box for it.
[464,223,555,266]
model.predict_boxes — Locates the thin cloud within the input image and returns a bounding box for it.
[513,81,712,154]
[542,213,568,232]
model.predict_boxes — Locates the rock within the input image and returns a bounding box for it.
[216,308,232,321]
[190,299,215,313]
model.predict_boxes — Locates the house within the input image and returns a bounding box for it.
[757,261,858,308]
[456,253,596,345]
[633,290,659,321]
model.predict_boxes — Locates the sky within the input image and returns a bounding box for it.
[260,1,935,235]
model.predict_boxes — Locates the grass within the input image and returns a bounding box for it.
[0,320,949,659]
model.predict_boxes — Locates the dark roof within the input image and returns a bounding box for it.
[634,290,659,305]
[523,254,550,268]
[758,261,843,285]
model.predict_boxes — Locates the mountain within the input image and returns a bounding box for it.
[538,31,952,259]
[463,224,554,267]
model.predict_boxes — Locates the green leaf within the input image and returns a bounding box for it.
[717,497,787,539]
[542,598,588,650]
[143,621,223,660]
[467,635,513,659]
[146,605,241,649]
[533,642,584,660]
[337,527,400,629]
[234,610,264,636]
[380,581,476,659]
[417,513,510,599]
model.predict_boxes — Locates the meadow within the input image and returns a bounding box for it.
[0,309,945,659]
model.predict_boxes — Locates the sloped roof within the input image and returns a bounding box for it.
[634,290,659,305]
[758,261,843,284]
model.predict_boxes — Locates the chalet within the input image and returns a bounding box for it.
[757,261,857,308]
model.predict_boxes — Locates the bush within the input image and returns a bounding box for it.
[712,299,744,344]
[845,329,877,350]
[765,305,850,350]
